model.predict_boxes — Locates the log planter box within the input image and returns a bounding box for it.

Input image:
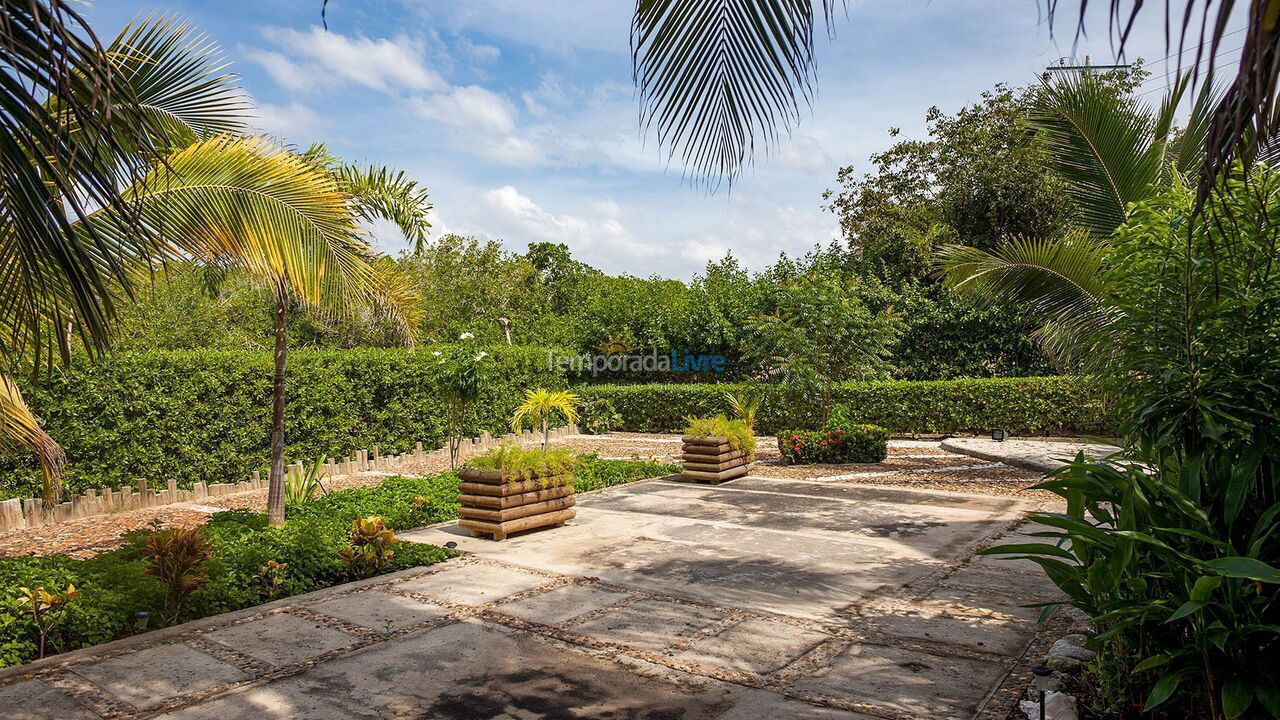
[680,436,754,484]
[457,468,575,541]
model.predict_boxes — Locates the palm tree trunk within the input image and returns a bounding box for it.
[267,285,288,527]
[542,418,549,449]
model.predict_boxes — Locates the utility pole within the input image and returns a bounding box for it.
[1042,55,1133,81]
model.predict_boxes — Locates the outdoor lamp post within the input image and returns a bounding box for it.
[1031,665,1053,720]
[991,428,1007,442]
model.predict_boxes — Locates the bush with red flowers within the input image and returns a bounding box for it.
[776,424,889,464]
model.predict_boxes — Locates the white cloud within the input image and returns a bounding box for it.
[252,27,445,93]
[478,186,657,266]
[252,102,326,141]
[457,37,501,64]
[411,87,543,166]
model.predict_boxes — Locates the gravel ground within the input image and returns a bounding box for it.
[0,435,1052,560]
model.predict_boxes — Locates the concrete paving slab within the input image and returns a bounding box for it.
[23,471,1059,719]
[572,598,725,652]
[791,641,1009,719]
[0,679,100,720]
[674,617,832,675]
[74,642,248,709]
[307,588,451,631]
[393,561,553,605]
[203,613,357,666]
[493,582,630,625]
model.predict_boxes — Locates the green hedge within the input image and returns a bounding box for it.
[579,376,1106,436]
[0,346,564,499]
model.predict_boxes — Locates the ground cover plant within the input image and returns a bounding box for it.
[777,424,889,465]
[0,454,673,669]
[467,444,579,483]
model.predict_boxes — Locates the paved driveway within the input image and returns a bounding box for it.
[0,475,1060,720]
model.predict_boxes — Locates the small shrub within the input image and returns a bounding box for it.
[141,527,212,622]
[467,444,577,484]
[777,424,889,464]
[285,458,329,506]
[684,415,755,455]
[338,516,398,580]
[578,396,621,435]
[722,386,762,430]
[15,584,78,660]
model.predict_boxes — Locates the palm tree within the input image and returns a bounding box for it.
[511,389,580,449]
[937,72,1217,367]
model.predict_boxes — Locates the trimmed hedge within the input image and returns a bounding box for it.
[0,346,564,499]
[777,425,889,464]
[579,376,1106,436]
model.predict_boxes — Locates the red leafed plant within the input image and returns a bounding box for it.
[142,526,212,622]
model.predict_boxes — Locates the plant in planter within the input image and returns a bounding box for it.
[457,445,579,541]
[681,415,755,484]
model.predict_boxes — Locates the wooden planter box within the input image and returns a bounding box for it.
[457,468,575,541]
[680,436,753,484]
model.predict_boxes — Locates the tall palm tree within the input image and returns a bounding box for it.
[937,72,1218,367]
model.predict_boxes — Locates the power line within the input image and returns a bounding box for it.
[1137,44,1244,87]
[1142,27,1245,67]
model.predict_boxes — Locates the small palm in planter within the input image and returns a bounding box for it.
[458,444,578,541]
[681,415,756,484]
[510,388,580,448]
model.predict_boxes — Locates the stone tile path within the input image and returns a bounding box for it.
[0,472,1061,720]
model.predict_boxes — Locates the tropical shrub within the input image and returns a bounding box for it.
[435,334,494,468]
[582,377,1105,435]
[578,396,621,435]
[985,172,1280,719]
[285,458,329,505]
[0,345,564,499]
[777,425,889,464]
[141,527,212,622]
[722,386,763,430]
[684,416,755,455]
[338,516,398,580]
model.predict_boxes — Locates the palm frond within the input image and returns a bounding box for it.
[631,0,838,189]
[103,135,370,306]
[0,374,65,505]
[333,164,433,253]
[107,13,252,148]
[1032,72,1164,236]
[0,0,167,371]
[359,257,423,347]
[938,231,1114,367]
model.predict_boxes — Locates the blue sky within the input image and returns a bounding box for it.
[83,1,1244,279]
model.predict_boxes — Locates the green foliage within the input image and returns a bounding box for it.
[776,425,889,464]
[434,335,496,468]
[510,388,579,447]
[722,386,763,430]
[0,346,563,499]
[285,458,329,505]
[467,444,578,484]
[985,171,1280,718]
[577,396,621,435]
[583,377,1105,436]
[684,416,755,455]
[749,272,900,425]
[570,455,680,493]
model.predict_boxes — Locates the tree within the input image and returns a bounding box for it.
[938,72,1216,367]
[511,389,580,449]
[748,272,899,427]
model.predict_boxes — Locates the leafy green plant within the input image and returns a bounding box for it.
[511,388,580,449]
[684,415,755,456]
[777,425,888,464]
[338,516,398,580]
[285,458,329,506]
[467,444,578,485]
[578,396,622,435]
[252,560,289,602]
[984,169,1280,719]
[437,335,493,469]
[16,584,78,660]
[141,527,212,622]
[722,386,762,430]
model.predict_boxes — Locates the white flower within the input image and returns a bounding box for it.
[437,359,445,365]
[474,351,488,361]
[432,351,442,357]
[459,332,474,340]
